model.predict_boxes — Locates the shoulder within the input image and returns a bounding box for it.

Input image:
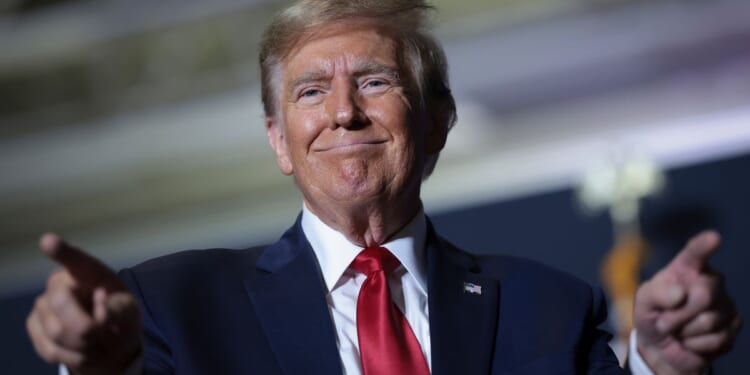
[479,252,591,290]
[439,235,592,288]
[486,253,600,306]
[119,246,266,294]
[128,246,265,273]
[439,236,600,309]
[439,239,611,351]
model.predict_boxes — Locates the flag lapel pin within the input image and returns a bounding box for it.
[463,282,482,295]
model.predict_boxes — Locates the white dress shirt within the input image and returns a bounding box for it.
[301,205,432,375]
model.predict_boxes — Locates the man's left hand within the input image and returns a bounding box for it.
[634,230,742,375]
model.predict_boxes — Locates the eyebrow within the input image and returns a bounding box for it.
[352,61,401,82]
[287,61,401,93]
[287,69,330,93]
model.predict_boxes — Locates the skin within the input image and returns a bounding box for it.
[266,23,446,247]
[26,233,142,375]
[26,21,739,375]
[635,231,742,375]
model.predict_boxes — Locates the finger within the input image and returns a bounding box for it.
[679,286,737,338]
[93,287,108,323]
[45,288,97,350]
[655,276,716,333]
[636,276,687,312]
[27,308,49,359]
[33,296,63,344]
[40,233,121,290]
[683,331,732,356]
[679,311,724,337]
[27,308,85,367]
[45,269,75,292]
[669,230,720,272]
[634,275,687,337]
[36,294,85,351]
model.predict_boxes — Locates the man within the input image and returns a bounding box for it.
[27,1,741,374]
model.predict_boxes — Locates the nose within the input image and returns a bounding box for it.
[327,80,366,129]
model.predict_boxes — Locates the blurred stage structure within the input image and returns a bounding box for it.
[2,0,749,294]
[1,1,750,371]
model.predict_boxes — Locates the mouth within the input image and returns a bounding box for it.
[314,140,387,152]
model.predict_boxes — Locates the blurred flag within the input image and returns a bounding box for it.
[578,152,664,363]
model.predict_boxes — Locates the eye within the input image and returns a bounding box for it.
[300,88,322,98]
[365,80,385,88]
[363,79,387,89]
[361,79,391,94]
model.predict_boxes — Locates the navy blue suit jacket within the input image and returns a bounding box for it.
[119,216,626,374]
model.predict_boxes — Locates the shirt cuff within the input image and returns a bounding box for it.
[628,329,656,375]
[58,350,143,375]
[628,329,711,375]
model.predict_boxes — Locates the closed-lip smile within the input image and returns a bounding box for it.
[315,140,387,152]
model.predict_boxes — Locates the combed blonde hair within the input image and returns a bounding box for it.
[259,0,457,178]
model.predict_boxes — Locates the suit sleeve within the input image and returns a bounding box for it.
[582,287,629,375]
[119,268,175,375]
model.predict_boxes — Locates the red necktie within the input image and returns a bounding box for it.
[351,247,430,375]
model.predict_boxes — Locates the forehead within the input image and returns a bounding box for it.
[282,23,400,78]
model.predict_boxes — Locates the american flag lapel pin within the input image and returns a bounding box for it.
[463,282,482,295]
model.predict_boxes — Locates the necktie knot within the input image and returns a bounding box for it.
[352,246,400,276]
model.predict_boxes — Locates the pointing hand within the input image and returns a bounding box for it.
[26,233,142,375]
[634,231,742,375]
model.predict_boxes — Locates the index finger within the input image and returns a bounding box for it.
[669,230,721,273]
[39,233,120,290]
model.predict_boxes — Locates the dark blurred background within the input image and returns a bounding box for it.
[1,0,748,373]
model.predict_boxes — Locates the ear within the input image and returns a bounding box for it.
[266,116,294,175]
[424,102,449,155]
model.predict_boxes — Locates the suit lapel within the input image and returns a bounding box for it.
[426,222,501,375]
[244,218,343,375]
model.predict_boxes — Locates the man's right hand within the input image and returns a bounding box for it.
[26,233,143,375]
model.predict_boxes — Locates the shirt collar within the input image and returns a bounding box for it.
[301,204,428,297]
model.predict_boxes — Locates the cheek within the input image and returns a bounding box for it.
[286,109,328,156]
[368,97,414,137]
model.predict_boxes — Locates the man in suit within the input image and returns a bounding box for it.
[27,1,741,374]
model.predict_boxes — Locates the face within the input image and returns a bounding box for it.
[266,23,445,215]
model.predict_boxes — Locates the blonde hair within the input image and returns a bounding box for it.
[259,0,457,178]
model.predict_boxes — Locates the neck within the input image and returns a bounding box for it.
[303,196,421,247]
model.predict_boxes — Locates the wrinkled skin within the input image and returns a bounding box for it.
[266,22,446,247]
